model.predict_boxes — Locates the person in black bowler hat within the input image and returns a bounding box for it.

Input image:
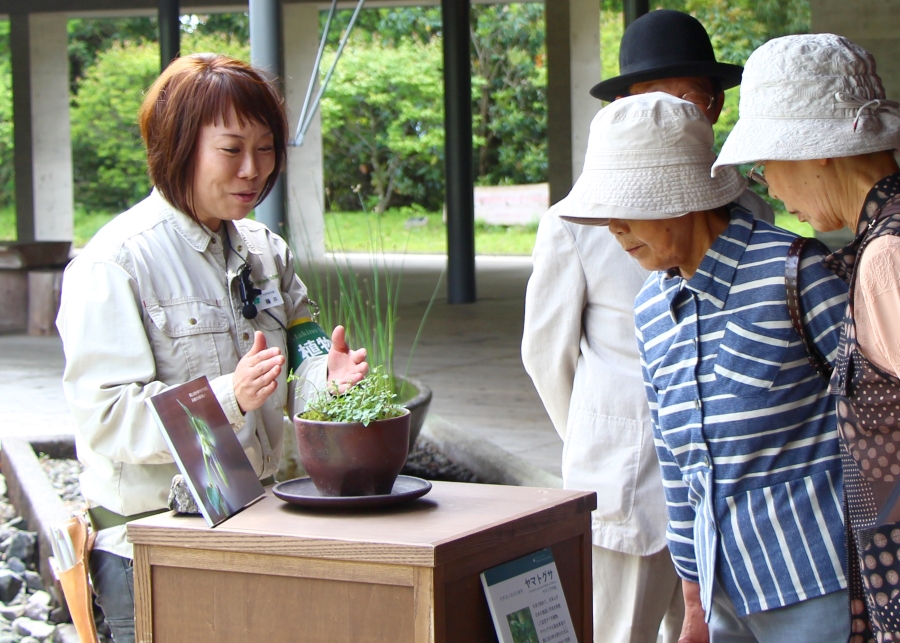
[522,10,772,643]
[590,9,743,105]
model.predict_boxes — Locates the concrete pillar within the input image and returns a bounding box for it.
[282,3,326,264]
[27,270,62,336]
[10,13,74,243]
[251,0,286,235]
[569,0,602,184]
[811,0,900,100]
[546,0,601,205]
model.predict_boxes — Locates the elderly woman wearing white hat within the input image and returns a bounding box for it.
[713,34,900,642]
[564,92,850,643]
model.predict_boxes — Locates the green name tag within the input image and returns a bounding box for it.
[287,320,331,371]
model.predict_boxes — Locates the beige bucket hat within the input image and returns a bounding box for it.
[713,33,900,174]
[561,92,746,226]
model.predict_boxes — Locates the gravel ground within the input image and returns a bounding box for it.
[402,437,480,483]
[0,463,109,643]
[37,457,85,516]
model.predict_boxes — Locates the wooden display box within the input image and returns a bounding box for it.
[128,481,596,643]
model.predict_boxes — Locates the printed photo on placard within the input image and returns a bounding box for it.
[147,376,265,527]
[506,607,540,643]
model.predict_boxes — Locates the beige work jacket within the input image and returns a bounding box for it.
[57,190,326,557]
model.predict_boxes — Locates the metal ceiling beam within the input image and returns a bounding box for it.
[0,0,531,16]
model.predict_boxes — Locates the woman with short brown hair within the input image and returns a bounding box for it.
[139,53,288,221]
[56,54,367,642]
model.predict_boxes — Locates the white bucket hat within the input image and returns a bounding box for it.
[561,92,746,226]
[713,33,900,175]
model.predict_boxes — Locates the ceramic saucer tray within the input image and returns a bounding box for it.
[272,475,432,509]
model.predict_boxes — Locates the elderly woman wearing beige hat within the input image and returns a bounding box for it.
[713,34,900,642]
[564,92,850,642]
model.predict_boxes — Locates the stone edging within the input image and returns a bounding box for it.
[0,435,74,603]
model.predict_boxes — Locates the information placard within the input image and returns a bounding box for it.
[480,548,575,643]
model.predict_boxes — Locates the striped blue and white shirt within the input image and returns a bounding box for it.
[635,205,849,618]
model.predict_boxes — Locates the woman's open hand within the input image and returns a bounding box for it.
[234,331,285,413]
[326,325,369,394]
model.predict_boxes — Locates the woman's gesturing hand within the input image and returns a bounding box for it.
[234,331,285,413]
[326,325,369,394]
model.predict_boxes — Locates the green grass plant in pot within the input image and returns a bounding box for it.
[291,206,440,451]
[294,368,411,497]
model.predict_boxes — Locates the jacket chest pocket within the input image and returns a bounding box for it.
[714,316,790,398]
[144,298,231,382]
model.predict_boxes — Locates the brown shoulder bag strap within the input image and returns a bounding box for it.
[785,237,834,380]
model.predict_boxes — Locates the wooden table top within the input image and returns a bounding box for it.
[127,481,595,567]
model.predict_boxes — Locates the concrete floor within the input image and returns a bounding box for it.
[0,254,564,479]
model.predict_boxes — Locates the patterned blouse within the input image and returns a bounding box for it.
[824,173,900,642]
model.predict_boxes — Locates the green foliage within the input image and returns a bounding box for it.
[712,87,740,152]
[0,22,13,210]
[471,5,547,185]
[73,208,117,247]
[180,30,250,60]
[323,207,537,254]
[750,0,810,39]
[775,210,815,237]
[655,0,808,64]
[322,7,442,47]
[681,0,767,66]
[67,13,249,93]
[180,13,250,43]
[69,41,159,212]
[600,11,624,83]
[320,6,548,211]
[3,3,817,230]
[300,367,405,425]
[602,2,810,82]
[320,36,445,214]
[67,18,157,92]
[0,204,12,241]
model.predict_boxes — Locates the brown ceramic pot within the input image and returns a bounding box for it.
[293,410,411,497]
[396,377,432,451]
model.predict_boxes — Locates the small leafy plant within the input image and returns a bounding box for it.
[299,367,406,426]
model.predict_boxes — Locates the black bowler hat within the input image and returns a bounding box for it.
[590,10,744,102]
